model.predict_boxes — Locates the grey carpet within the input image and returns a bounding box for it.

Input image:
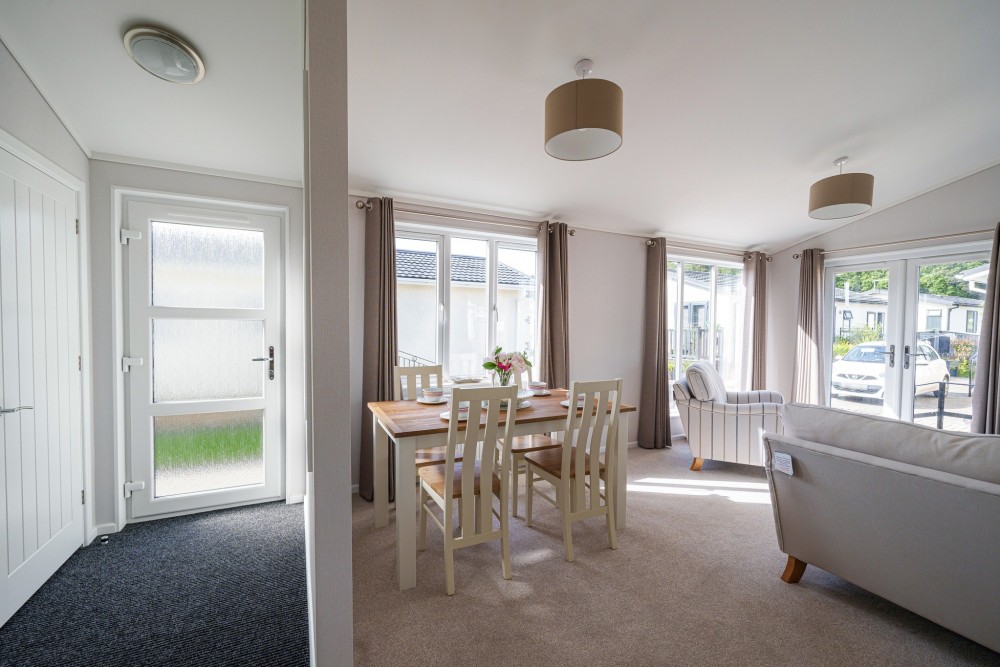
[0,502,309,667]
[353,441,1000,666]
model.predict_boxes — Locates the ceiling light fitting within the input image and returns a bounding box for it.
[124,26,205,85]
[544,59,623,161]
[808,156,874,220]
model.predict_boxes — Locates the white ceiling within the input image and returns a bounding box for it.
[0,0,304,184]
[349,0,1000,250]
[2,2,999,250]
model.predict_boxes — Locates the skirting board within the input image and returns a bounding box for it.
[287,494,305,505]
[95,523,118,537]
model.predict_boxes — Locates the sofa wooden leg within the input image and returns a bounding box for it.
[781,555,807,583]
[689,458,704,471]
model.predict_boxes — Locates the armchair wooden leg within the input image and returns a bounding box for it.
[690,457,704,471]
[780,555,808,583]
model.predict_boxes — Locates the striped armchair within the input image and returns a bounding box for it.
[672,361,783,470]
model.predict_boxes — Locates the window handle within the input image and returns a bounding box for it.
[0,405,33,416]
[252,346,275,380]
[881,344,895,368]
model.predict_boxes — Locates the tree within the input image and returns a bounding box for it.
[918,262,985,299]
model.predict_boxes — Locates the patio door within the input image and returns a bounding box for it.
[825,247,989,431]
[124,199,283,519]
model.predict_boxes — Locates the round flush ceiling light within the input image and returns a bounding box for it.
[545,59,623,161]
[123,26,205,84]
[808,156,874,220]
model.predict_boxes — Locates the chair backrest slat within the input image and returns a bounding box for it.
[393,364,443,401]
[446,385,518,539]
[561,379,623,512]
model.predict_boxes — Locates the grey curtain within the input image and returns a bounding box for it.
[359,197,398,502]
[538,221,570,389]
[792,249,827,405]
[638,239,672,449]
[971,222,1000,433]
[742,251,768,390]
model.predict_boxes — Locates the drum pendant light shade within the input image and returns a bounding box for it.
[545,78,623,161]
[808,157,874,220]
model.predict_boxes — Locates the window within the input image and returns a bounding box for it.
[667,259,745,390]
[926,309,942,331]
[967,310,978,333]
[395,227,538,378]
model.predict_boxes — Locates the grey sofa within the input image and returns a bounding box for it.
[763,403,1000,653]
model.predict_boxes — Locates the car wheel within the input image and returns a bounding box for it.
[932,377,949,398]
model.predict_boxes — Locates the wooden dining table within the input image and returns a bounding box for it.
[369,388,635,590]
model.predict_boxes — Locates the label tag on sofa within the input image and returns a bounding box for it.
[773,452,794,476]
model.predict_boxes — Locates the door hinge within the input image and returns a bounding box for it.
[120,228,142,245]
[75,219,80,235]
[81,490,85,505]
[122,356,144,372]
[123,481,145,498]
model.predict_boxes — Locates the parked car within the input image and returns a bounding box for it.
[831,341,950,400]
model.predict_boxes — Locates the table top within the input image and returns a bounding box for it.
[369,388,635,438]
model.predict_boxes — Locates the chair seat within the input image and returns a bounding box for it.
[418,462,501,498]
[509,434,560,454]
[523,446,605,478]
[415,446,461,468]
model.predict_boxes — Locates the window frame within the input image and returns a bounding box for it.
[668,255,746,392]
[967,310,978,333]
[395,223,539,378]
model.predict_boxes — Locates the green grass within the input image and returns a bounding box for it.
[154,424,262,470]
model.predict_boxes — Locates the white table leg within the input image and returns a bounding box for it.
[395,435,418,590]
[615,414,628,530]
[373,414,389,528]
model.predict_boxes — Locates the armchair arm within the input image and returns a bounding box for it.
[726,390,784,405]
[688,399,783,416]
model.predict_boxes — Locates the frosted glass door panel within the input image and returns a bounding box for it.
[153,319,264,402]
[153,410,264,497]
[151,221,264,309]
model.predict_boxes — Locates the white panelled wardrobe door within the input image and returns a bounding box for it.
[0,147,84,628]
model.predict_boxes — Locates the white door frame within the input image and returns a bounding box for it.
[112,189,289,527]
[825,240,991,421]
[0,128,94,546]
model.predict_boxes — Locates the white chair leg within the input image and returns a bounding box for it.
[562,481,575,562]
[511,454,521,518]
[474,494,482,533]
[418,484,428,551]
[525,464,534,527]
[444,534,456,596]
[605,475,618,550]
[499,489,512,580]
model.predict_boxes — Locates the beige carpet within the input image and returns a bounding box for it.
[352,441,999,666]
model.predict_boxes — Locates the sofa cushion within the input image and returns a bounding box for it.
[672,379,692,401]
[782,403,1000,486]
[684,361,727,403]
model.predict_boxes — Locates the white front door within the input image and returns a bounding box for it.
[124,199,283,519]
[0,147,84,626]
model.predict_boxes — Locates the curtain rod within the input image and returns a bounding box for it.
[791,227,995,259]
[354,198,578,235]
[650,239,770,261]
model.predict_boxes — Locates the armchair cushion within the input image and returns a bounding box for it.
[684,361,728,403]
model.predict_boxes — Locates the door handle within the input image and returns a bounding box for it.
[903,345,913,370]
[252,346,275,380]
[881,344,895,368]
[0,405,33,415]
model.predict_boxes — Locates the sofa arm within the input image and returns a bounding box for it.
[726,390,784,405]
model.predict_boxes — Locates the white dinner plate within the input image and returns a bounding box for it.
[560,399,587,408]
[440,411,469,421]
[416,397,447,405]
[532,390,551,396]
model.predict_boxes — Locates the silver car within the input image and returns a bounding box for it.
[832,341,951,400]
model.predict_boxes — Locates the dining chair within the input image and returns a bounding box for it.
[392,364,455,469]
[418,385,518,595]
[524,378,623,562]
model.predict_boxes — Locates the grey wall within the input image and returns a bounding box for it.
[0,39,87,183]
[766,163,1000,401]
[568,228,646,443]
[88,159,306,529]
